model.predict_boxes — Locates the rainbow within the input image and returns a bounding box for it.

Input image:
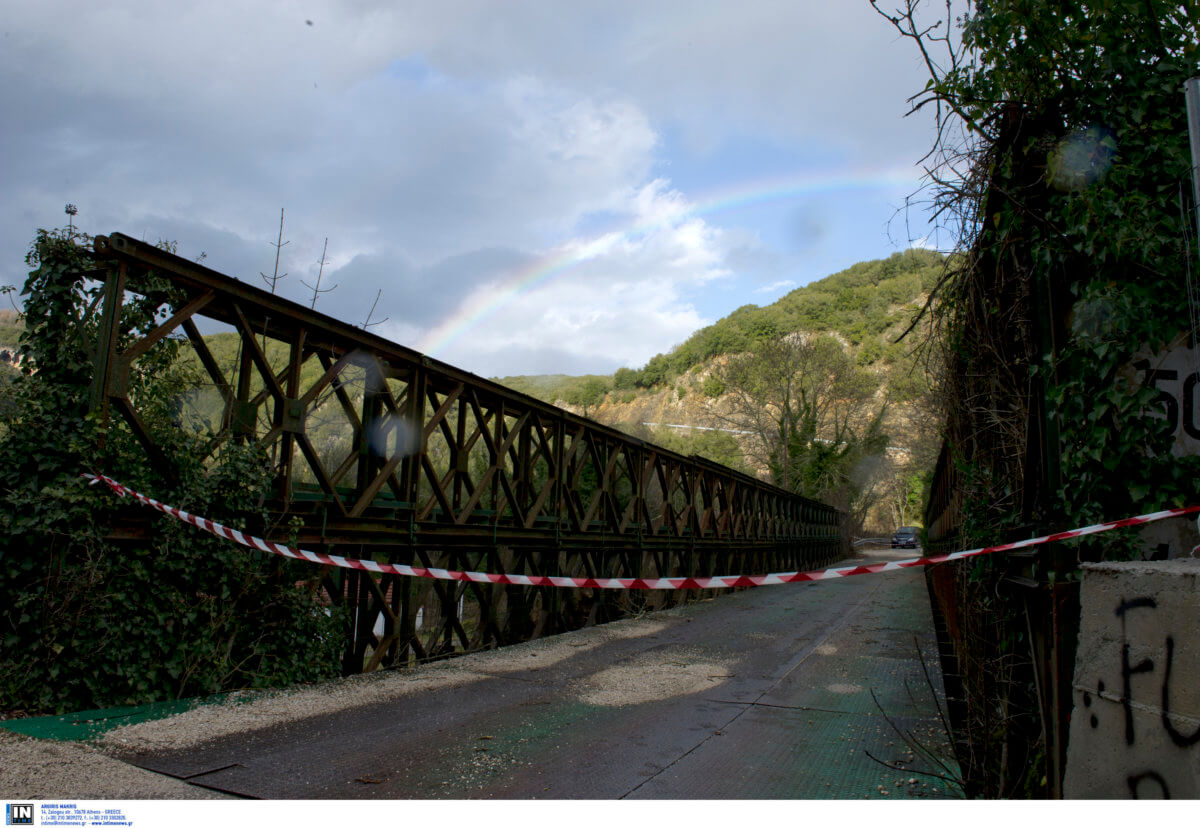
[416,164,920,357]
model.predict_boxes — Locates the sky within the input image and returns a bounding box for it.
[1,1,950,378]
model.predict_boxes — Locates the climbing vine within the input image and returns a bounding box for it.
[882,0,1200,527]
[876,0,1200,797]
[0,229,344,715]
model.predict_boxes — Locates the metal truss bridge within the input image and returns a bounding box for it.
[87,232,845,673]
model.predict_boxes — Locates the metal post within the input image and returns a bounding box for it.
[1186,78,1200,250]
[89,261,126,420]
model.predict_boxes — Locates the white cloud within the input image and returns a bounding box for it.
[378,0,938,158]
[0,1,939,376]
[755,279,798,294]
[907,233,950,253]
[429,181,737,375]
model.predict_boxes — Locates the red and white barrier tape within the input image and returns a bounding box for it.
[83,472,1200,590]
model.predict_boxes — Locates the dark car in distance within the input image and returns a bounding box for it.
[891,526,919,549]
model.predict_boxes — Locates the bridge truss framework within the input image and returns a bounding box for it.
[87,232,845,673]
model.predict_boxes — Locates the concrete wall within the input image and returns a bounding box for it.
[1063,558,1200,798]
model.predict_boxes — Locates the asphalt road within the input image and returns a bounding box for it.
[110,549,960,799]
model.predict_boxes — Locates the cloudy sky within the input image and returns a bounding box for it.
[1,1,947,378]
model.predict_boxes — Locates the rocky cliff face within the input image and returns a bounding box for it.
[550,355,937,534]
[551,364,733,439]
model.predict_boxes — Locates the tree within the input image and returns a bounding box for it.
[700,373,726,399]
[612,366,637,391]
[565,376,609,417]
[709,333,889,526]
[646,424,749,474]
[0,228,344,714]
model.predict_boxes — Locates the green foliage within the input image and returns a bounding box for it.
[564,376,610,414]
[713,333,889,523]
[0,309,23,352]
[492,373,613,409]
[647,426,749,474]
[700,374,726,399]
[0,229,343,714]
[887,362,929,404]
[886,0,1200,797]
[618,249,941,389]
[612,366,637,391]
[936,0,1200,531]
[896,465,932,528]
[494,250,942,415]
[856,338,883,366]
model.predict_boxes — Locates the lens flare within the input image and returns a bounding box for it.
[1048,125,1117,191]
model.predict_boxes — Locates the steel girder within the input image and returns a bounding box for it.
[88,232,844,672]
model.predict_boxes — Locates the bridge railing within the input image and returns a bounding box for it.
[88,232,845,671]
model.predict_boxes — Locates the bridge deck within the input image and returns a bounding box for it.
[106,550,959,799]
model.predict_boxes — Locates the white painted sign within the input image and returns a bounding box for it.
[1128,333,1200,457]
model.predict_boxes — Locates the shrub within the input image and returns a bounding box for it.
[0,229,344,714]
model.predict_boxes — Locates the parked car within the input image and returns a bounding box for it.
[891,526,919,549]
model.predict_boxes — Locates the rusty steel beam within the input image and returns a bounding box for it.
[88,231,845,671]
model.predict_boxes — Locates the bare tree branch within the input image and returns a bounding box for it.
[260,208,289,294]
[302,237,339,310]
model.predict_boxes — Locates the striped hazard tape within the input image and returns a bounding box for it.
[83,472,1200,590]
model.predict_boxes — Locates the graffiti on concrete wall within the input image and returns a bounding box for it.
[1076,595,1200,798]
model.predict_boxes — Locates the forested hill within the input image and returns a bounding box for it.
[497,247,945,405]
[0,310,21,352]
